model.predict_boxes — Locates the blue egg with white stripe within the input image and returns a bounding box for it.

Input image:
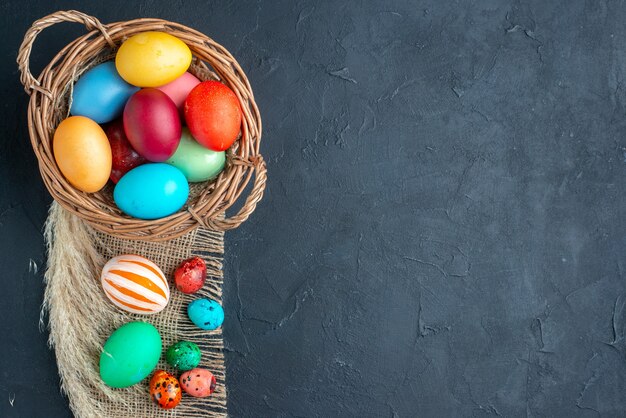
[70,62,139,123]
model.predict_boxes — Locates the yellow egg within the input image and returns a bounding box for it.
[115,32,192,87]
[53,116,112,192]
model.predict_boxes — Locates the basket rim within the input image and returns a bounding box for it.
[18,10,267,241]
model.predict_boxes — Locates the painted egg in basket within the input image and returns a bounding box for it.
[100,255,170,314]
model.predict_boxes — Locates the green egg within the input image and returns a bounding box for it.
[166,128,225,182]
[99,321,162,388]
[166,340,201,371]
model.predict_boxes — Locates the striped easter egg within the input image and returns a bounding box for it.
[101,255,170,314]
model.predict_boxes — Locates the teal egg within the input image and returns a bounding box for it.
[114,163,189,219]
[166,128,225,182]
[99,321,162,388]
[70,62,139,123]
[166,340,201,371]
[187,299,224,330]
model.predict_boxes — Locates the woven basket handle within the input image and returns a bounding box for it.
[17,10,115,97]
[195,155,268,231]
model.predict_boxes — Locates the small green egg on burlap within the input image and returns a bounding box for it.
[166,340,202,371]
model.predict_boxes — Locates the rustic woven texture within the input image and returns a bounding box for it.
[43,202,227,417]
[18,10,266,241]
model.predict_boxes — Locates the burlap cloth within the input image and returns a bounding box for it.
[43,202,227,417]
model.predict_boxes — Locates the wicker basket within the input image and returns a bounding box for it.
[17,10,266,241]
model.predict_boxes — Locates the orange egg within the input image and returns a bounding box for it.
[53,116,112,192]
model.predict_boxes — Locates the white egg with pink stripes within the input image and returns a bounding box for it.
[100,254,170,314]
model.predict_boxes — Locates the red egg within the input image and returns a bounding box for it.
[105,119,147,183]
[174,256,206,294]
[184,81,242,151]
[124,88,182,162]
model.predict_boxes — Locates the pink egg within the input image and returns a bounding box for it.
[157,72,201,115]
[179,368,216,398]
[123,88,182,162]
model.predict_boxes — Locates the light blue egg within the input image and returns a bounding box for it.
[114,163,189,219]
[70,62,139,123]
[187,299,224,330]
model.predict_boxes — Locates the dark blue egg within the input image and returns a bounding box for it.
[114,163,189,219]
[70,62,138,123]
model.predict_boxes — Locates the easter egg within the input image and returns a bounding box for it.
[123,88,181,162]
[184,81,242,151]
[101,255,170,314]
[157,72,201,114]
[114,163,189,219]
[53,116,112,192]
[105,119,147,183]
[166,341,201,371]
[70,62,139,123]
[165,128,225,182]
[115,31,192,87]
[149,370,181,409]
[179,368,217,398]
[174,256,207,294]
[187,298,224,330]
[99,321,161,388]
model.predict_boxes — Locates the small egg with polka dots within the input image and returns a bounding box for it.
[149,370,181,409]
[179,368,217,398]
[187,298,224,330]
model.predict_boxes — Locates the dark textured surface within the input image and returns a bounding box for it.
[2,1,626,417]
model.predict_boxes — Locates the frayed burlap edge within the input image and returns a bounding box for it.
[43,202,227,417]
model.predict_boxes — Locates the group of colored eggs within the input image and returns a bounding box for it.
[54,31,243,219]
[98,254,223,409]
